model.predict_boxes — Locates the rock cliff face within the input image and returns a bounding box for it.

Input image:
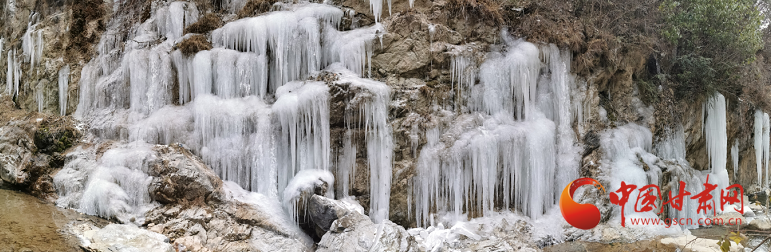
[0,0,769,250]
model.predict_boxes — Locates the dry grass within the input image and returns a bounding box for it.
[177,35,212,56]
[447,0,504,26]
[184,13,223,35]
[69,0,106,55]
[237,0,279,19]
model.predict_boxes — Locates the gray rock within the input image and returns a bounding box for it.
[82,224,174,252]
[750,218,771,230]
[309,194,351,232]
[317,201,412,252]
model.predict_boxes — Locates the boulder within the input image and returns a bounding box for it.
[317,199,412,252]
[749,218,771,230]
[80,224,174,252]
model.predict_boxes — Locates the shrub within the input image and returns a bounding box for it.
[237,0,278,19]
[660,0,764,99]
[184,13,222,35]
[177,35,212,56]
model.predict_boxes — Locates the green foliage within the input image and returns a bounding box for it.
[659,0,764,99]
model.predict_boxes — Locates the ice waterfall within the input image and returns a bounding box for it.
[704,93,730,211]
[67,1,392,224]
[412,37,582,227]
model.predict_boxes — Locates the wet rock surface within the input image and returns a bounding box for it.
[76,224,174,252]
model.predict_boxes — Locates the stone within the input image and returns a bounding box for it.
[749,218,771,230]
[309,195,351,232]
[660,235,744,252]
[147,144,222,205]
[317,204,412,252]
[81,224,174,252]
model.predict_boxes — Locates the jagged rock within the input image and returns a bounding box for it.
[317,202,412,252]
[80,224,174,252]
[147,144,221,204]
[143,147,312,252]
[0,123,36,185]
[749,218,771,230]
[309,195,350,232]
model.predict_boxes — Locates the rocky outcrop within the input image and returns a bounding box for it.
[75,223,174,252]
[143,144,312,252]
[315,195,413,252]
[0,97,78,200]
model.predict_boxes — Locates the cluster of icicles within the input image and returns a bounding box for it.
[4,0,753,233]
[1,11,71,116]
[66,1,394,223]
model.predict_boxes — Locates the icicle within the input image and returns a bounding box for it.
[125,45,174,115]
[656,125,687,164]
[187,94,274,192]
[755,110,763,185]
[367,0,392,22]
[212,3,343,93]
[731,139,739,181]
[322,23,384,77]
[6,50,13,96]
[36,82,45,113]
[473,37,541,120]
[704,93,729,213]
[449,47,476,103]
[274,81,331,196]
[327,63,393,223]
[179,48,269,100]
[336,129,357,197]
[59,65,70,116]
[160,2,199,41]
[283,169,335,223]
[764,113,770,187]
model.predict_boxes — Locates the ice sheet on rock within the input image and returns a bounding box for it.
[327,63,393,223]
[222,180,310,243]
[471,36,541,119]
[55,142,159,224]
[282,169,335,222]
[656,124,687,164]
[129,105,193,145]
[599,123,698,231]
[211,4,343,92]
[412,38,582,227]
[274,81,331,196]
[155,1,199,41]
[189,94,274,193]
[322,23,384,77]
[174,48,269,102]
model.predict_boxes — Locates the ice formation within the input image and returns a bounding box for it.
[66,0,398,226]
[58,65,70,116]
[54,143,159,224]
[211,3,343,92]
[274,81,331,195]
[703,93,729,212]
[412,37,583,227]
[731,139,739,181]
[282,169,335,222]
[6,49,20,97]
[22,14,44,74]
[327,63,393,223]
